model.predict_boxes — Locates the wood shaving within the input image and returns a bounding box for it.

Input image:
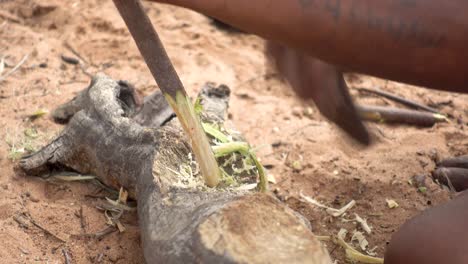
[355,213,372,234]
[386,199,399,209]
[300,192,356,217]
[351,230,369,251]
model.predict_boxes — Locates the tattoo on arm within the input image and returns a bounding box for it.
[298,0,341,21]
[298,0,445,48]
[358,2,444,48]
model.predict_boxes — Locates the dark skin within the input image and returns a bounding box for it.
[151,0,468,92]
[266,42,370,144]
[145,1,468,263]
[385,190,468,264]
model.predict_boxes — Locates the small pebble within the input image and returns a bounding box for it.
[271,141,282,148]
[291,107,303,118]
[29,195,40,203]
[267,174,277,184]
[61,54,80,65]
[303,107,314,118]
[412,174,427,188]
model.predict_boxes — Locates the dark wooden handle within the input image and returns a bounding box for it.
[112,0,184,98]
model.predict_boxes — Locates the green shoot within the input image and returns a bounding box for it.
[194,97,204,115]
[212,142,249,158]
[202,122,230,143]
[28,109,49,120]
[6,128,41,161]
[166,91,221,187]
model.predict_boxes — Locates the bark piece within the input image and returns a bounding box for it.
[52,79,143,124]
[132,91,175,128]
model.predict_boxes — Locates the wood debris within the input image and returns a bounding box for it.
[300,192,356,217]
[355,213,372,234]
[351,230,369,251]
[0,54,29,82]
[386,199,399,209]
[336,229,384,264]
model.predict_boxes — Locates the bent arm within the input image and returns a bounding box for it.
[152,0,468,92]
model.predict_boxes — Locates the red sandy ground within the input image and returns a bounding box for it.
[1,0,466,263]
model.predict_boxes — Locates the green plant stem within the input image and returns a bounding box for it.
[166,92,220,187]
[202,122,229,143]
[212,142,249,158]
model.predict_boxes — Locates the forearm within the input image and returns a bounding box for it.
[153,0,468,92]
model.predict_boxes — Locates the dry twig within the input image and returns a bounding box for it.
[300,192,356,217]
[358,87,440,113]
[62,248,72,264]
[13,215,30,229]
[73,226,117,239]
[79,206,86,231]
[29,216,67,243]
[96,253,104,263]
[0,54,29,82]
[355,214,372,234]
[0,10,22,23]
[64,41,89,65]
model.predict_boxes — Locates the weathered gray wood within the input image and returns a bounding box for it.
[132,91,175,128]
[52,79,143,124]
[20,74,331,264]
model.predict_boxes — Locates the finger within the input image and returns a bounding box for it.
[385,191,468,264]
[320,70,370,145]
[437,155,468,169]
[432,167,468,192]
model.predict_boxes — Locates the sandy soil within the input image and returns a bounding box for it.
[1,0,467,263]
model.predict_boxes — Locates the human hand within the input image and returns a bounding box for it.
[266,41,370,144]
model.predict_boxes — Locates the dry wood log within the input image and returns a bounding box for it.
[20,74,331,264]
